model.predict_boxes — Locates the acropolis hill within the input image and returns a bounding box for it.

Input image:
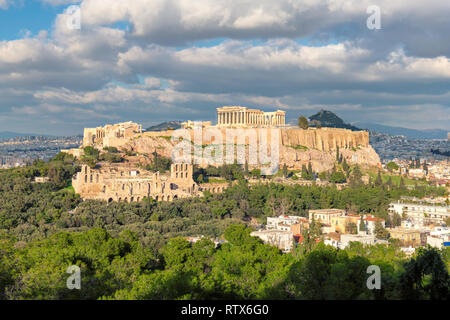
[64,106,381,173]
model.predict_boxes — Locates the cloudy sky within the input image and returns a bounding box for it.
[0,0,449,135]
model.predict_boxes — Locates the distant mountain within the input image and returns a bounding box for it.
[146,121,183,131]
[308,109,362,131]
[356,122,448,140]
[0,131,53,139]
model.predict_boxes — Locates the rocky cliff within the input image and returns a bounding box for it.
[121,127,380,172]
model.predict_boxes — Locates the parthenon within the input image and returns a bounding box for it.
[217,106,286,127]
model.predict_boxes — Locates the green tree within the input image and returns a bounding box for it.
[291,244,371,299]
[342,158,349,175]
[386,161,399,173]
[282,164,288,178]
[423,162,428,174]
[345,222,358,234]
[330,171,346,183]
[399,246,450,300]
[386,177,393,190]
[374,221,389,240]
[375,171,383,186]
[359,216,366,234]
[349,165,363,187]
[399,177,406,190]
[392,212,402,227]
[415,159,420,168]
[298,116,309,129]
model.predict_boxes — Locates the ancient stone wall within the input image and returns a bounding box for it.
[73,163,201,202]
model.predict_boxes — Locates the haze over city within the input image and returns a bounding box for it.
[0,0,449,136]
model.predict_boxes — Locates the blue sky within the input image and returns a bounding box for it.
[0,0,449,135]
[0,1,58,40]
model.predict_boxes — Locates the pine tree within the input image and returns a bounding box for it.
[309,216,322,240]
[282,163,288,177]
[399,176,405,189]
[350,165,363,187]
[336,146,340,162]
[374,221,389,240]
[423,162,428,174]
[387,176,393,190]
[342,158,349,173]
[301,164,308,180]
[308,162,313,176]
[359,216,366,234]
[375,171,383,186]
[298,116,309,129]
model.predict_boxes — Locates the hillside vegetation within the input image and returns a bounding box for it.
[0,154,448,300]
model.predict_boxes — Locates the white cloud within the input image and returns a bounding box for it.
[0,0,449,134]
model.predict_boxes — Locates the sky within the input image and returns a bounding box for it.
[0,0,449,136]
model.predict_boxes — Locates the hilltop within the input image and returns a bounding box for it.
[308,109,362,131]
[146,121,183,131]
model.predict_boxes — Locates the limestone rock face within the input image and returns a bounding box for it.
[279,145,381,172]
[118,128,380,172]
[126,136,174,158]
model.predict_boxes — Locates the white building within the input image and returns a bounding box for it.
[426,226,450,249]
[266,215,307,231]
[388,201,450,225]
[361,215,386,235]
[250,229,294,252]
[340,234,389,248]
[325,234,388,249]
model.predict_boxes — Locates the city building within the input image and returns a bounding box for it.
[309,209,346,225]
[362,215,386,235]
[266,215,309,235]
[250,229,294,252]
[426,226,450,249]
[329,214,360,234]
[388,201,450,225]
[388,227,422,247]
[325,233,388,249]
